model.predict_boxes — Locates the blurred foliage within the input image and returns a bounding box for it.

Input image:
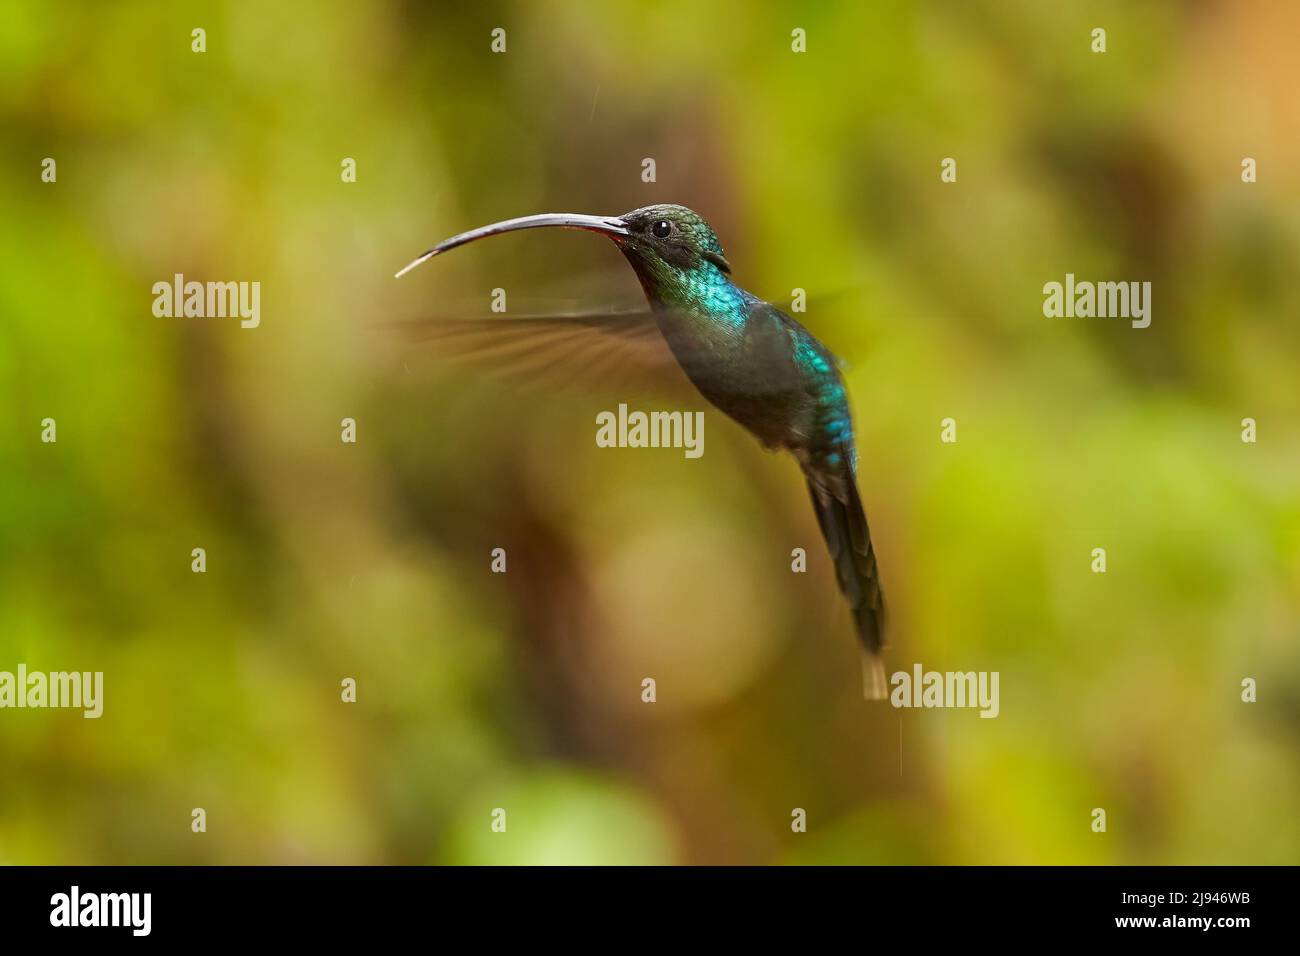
[1,0,1297,864]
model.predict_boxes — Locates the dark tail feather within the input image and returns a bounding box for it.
[806,471,887,699]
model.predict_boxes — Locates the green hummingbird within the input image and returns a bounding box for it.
[396,204,887,697]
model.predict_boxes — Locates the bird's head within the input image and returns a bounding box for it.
[610,204,732,276]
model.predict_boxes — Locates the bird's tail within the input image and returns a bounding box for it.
[806,466,887,699]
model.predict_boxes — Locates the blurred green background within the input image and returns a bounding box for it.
[1,0,1298,864]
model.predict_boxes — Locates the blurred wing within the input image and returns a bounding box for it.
[383,285,876,396]
[755,288,873,369]
[383,309,703,399]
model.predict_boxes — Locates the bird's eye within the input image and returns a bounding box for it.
[651,219,672,239]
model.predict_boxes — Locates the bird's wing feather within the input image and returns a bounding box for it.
[382,309,704,400]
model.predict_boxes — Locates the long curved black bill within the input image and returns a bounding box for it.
[395,213,629,279]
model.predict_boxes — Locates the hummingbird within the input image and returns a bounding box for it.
[396,204,888,698]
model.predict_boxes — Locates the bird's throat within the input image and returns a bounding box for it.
[621,252,747,332]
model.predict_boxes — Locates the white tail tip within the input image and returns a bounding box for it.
[862,652,888,701]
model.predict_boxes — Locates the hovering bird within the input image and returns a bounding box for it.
[396,204,888,697]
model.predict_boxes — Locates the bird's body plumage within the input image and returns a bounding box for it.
[397,203,887,696]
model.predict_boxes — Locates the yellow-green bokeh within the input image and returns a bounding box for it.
[1,0,1297,864]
